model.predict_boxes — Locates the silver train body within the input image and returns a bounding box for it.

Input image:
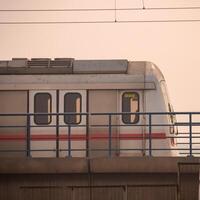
[0,58,178,157]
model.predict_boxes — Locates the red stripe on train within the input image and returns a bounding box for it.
[0,133,166,141]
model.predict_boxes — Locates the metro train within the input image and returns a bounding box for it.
[0,58,178,157]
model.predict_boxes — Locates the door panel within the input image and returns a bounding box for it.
[89,90,118,157]
[29,90,56,157]
[59,90,86,157]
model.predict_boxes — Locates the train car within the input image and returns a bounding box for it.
[0,58,178,158]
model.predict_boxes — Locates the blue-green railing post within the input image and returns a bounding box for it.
[68,124,71,157]
[149,114,152,156]
[26,114,31,157]
[108,114,112,158]
[189,113,193,156]
[56,113,59,158]
[86,113,89,158]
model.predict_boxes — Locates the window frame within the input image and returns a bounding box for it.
[34,92,52,125]
[122,92,140,124]
[64,92,82,125]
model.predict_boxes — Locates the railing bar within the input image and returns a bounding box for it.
[108,114,112,158]
[1,124,199,128]
[26,115,31,157]
[86,113,89,158]
[180,153,200,155]
[1,148,200,153]
[68,125,71,157]
[189,113,193,156]
[178,133,200,135]
[0,112,89,116]
[56,113,59,158]
[1,124,200,128]
[0,149,56,152]
[149,114,152,156]
[90,112,200,115]
[1,136,200,139]
[177,143,200,145]
[0,125,86,128]
[2,111,200,116]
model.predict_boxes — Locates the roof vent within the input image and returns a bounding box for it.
[0,58,74,74]
[51,58,74,68]
[28,58,50,67]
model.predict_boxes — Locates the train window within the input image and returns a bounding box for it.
[34,93,52,125]
[64,93,82,124]
[122,92,139,124]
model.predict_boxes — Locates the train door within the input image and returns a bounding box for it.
[119,91,144,156]
[89,90,118,157]
[59,90,86,157]
[29,90,56,157]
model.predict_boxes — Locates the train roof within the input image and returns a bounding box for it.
[0,58,128,75]
[0,58,165,90]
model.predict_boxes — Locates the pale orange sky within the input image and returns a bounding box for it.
[0,0,200,112]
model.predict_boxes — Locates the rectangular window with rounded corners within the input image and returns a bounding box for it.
[34,93,52,125]
[64,93,82,124]
[122,92,139,124]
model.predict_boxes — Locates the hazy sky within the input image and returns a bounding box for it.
[0,0,200,112]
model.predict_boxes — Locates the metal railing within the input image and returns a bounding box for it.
[0,112,200,157]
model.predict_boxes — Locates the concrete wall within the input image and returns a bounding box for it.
[0,173,177,200]
[0,157,199,200]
